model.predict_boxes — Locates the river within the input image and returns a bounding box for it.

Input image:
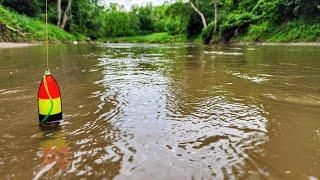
[0,43,319,179]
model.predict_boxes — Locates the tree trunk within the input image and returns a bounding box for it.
[60,0,72,29]
[213,0,218,33]
[189,0,207,28]
[57,0,62,26]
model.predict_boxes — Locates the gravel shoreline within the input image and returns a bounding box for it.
[0,42,40,49]
[231,42,320,46]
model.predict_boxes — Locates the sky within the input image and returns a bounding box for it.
[101,0,176,10]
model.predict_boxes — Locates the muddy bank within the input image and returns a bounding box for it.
[234,42,320,46]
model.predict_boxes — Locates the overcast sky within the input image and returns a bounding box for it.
[101,0,176,10]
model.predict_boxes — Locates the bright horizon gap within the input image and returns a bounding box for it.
[101,0,177,9]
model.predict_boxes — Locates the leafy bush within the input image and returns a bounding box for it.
[220,12,259,41]
[154,19,167,32]
[104,11,135,37]
[166,20,180,35]
[268,20,320,42]
[137,5,155,34]
[245,22,270,41]
[252,0,281,22]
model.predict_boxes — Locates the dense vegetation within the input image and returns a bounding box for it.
[0,0,320,43]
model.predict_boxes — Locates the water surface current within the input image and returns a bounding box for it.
[0,43,319,179]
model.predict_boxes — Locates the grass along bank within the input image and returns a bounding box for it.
[102,33,189,43]
[0,6,81,42]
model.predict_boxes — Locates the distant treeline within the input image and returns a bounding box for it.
[1,0,320,43]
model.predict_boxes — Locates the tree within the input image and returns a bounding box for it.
[189,0,207,28]
[213,0,218,33]
[57,0,73,29]
[57,0,62,26]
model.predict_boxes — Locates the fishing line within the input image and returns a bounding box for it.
[41,0,53,125]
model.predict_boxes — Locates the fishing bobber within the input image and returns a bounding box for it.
[38,70,62,125]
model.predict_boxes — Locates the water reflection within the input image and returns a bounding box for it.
[34,128,70,179]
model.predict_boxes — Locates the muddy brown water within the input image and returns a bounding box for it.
[0,43,319,179]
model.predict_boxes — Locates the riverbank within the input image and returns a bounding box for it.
[102,33,320,46]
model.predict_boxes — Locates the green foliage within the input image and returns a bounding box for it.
[220,12,258,41]
[268,20,320,42]
[292,0,320,19]
[104,11,134,37]
[1,0,42,17]
[70,2,173,39]
[136,5,155,34]
[153,5,168,32]
[166,20,180,35]
[165,1,191,34]
[207,0,320,42]
[242,22,270,41]
[165,1,202,37]
[1,0,320,43]
[252,0,281,22]
[69,0,105,39]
